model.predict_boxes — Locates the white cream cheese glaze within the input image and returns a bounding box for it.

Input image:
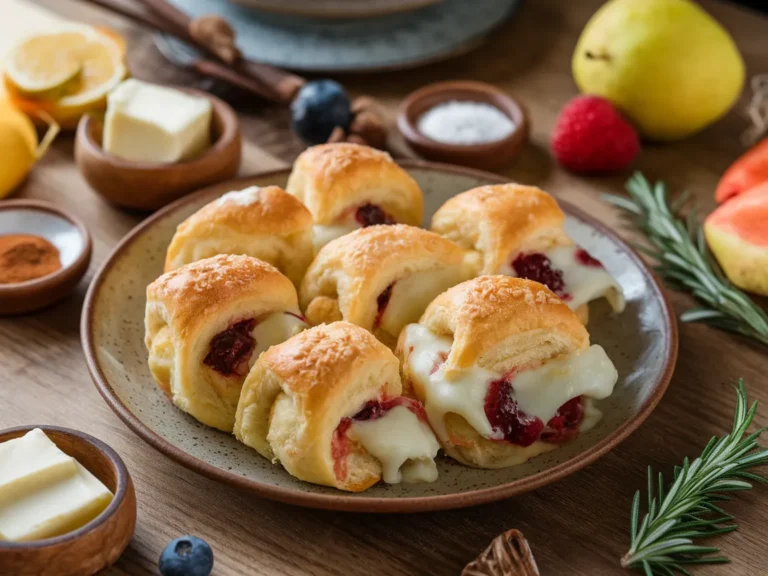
[500,245,625,312]
[347,405,439,484]
[401,324,618,443]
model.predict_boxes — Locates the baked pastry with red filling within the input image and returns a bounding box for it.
[234,322,440,492]
[285,143,423,252]
[145,254,308,431]
[396,276,618,469]
[164,185,314,286]
[430,184,624,323]
[299,224,481,348]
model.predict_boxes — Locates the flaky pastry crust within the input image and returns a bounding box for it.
[285,143,423,225]
[145,254,300,431]
[299,224,481,346]
[164,186,314,286]
[396,276,590,469]
[430,184,572,274]
[234,322,402,491]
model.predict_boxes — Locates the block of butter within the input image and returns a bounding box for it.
[0,429,113,542]
[103,78,212,164]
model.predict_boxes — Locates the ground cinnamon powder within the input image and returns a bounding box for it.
[0,234,62,285]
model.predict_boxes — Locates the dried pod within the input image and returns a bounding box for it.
[189,15,241,64]
[327,126,347,143]
[462,530,540,576]
[350,111,388,150]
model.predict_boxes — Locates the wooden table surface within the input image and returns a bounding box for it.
[2,0,768,574]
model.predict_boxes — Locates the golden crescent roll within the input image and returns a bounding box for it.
[299,224,481,347]
[234,322,440,492]
[285,143,424,251]
[164,186,314,286]
[430,184,624,323]
[145,255,309,432]
[396,276,619,470]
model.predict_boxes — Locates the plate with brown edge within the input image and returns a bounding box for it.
[81,161,678,513]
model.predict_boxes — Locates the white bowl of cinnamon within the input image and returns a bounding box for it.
[0,200,92,315]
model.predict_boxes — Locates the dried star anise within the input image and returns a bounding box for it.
[462,530,540,576]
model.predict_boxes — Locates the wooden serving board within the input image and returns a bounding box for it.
[2,0,768,574]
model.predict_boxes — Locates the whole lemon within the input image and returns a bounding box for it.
[0,100,58,198]
[572,0,745,141]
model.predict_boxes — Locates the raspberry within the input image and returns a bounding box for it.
[551,96,640,173]
[355,204,396,227]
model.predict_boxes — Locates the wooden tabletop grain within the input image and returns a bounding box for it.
[2,0,767,574]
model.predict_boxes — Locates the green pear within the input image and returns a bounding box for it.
[572,0,745,141]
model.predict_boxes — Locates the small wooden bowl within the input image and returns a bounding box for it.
[0,200,92,315]
[75,87,242,211]
[397,81,529,171]
[0,425,136,576]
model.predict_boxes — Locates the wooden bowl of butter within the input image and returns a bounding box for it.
[0,426,136,576]
[75,80,242,211]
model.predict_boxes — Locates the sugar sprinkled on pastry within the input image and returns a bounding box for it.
[286,143,424,251]
[430,184,624,323]
[396,276,618,469]
[234,322,440,492]
[299,224,481,348]
[145,254,309,431]
[164,185,314,286]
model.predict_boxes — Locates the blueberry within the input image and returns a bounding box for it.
[159,536,214,576]
[291,79,352,144]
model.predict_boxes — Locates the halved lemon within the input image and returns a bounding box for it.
[3,25,127,128]
[4,31,86,99]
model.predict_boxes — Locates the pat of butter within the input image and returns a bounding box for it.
[103,79,212,163]
[0,429,113,542]
[0,428,76,505]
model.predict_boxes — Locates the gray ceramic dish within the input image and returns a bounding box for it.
[81,161,677,513]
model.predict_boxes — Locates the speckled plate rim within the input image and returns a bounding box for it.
[81,160,678,513]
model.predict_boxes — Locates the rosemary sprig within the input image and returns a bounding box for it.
[622,380,768,575]
[603,173,768,346]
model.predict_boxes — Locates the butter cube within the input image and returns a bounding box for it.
[0,428,76,505]
[0,461,113,542]
[0,429,114,542]
[103,79,212,163]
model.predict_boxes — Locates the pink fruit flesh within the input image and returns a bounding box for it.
[203,319,257,376]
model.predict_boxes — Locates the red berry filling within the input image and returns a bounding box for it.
[374,283,393,328]
[203,319,257,377]
[332,396,428,481]
[484,379,543,447]
[541,396,585,443]
[355,204,396,227]
[575,248,603,268]
[484,379,585,447]
[512,252,566,296]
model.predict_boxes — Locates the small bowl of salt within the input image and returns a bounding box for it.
[397,81,528,171]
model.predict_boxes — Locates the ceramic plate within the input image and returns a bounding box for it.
[82,162,677,513]
[160,0,520,72]
[226,0,442,19]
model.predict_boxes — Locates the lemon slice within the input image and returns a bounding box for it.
[57,32,126,109]
[5,31,86,99]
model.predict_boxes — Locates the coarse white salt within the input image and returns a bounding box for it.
[417,100,515,145]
